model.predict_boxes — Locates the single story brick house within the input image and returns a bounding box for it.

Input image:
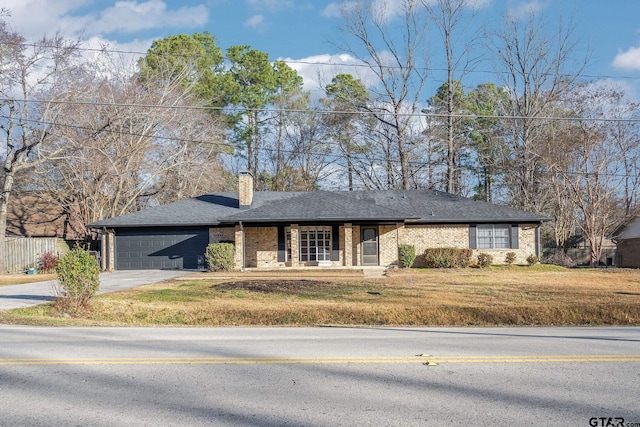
[611,216,640,267]
[90,173,549,270]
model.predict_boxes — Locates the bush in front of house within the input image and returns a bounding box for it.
[505,252,517,265]
[55,246,100,311]
[423,247,473,268]
[542,252,576,268]
[398,244,416,268]
[205,243,235,271]
[39,252,60,273]
[526,254,538,266]
[477,252,494,268]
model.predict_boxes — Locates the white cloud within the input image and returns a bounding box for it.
[612,46,640,72]
[246,0,294,12]
[244,14,265,29]
[280,53,379,95]
[2,0,208,40]
[322,2,343,18]
[322,0,406,24]
[91,1,209,35]
[2,0,94,39]
[507,1,547,20]
[371,0,407,24]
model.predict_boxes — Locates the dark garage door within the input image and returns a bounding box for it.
[115,228,209,270]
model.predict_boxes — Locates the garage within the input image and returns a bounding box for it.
[115,228,209,270]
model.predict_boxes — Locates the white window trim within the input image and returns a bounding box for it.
[291,226,332,262]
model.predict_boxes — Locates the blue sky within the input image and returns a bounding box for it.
[3,0,640,100]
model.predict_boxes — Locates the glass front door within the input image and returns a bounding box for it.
[361,227,379,266]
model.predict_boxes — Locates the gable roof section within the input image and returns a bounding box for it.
[225,190,412,223]
[611,216,640,241]
[365,190,549,223]
[89,189,549,228]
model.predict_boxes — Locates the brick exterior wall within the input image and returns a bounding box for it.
[209,227,235,243]
[396,224,469,267]
[616,238,640,267]
[102,229,115,270]
[238,172,253,208]
[395,223,538,267]
[233,225,243,269]
[224,222,540,269]
[244,226,278,268]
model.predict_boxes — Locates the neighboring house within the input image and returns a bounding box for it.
[542,235,617,266]
[611,217,640,267]
[89,172,549,271]
[4,194,80,273]
[7,193,85,240]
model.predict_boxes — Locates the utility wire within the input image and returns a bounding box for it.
[2,97,639,123]
[8,40,640,82]
[2,113,638,179]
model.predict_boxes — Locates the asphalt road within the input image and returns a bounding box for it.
[0,326,638,426]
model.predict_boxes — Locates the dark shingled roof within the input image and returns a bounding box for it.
[89,189,549,228]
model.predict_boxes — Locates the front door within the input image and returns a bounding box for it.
[361,227,379,266]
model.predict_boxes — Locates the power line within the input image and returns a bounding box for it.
[1,113,638,180]
[2,97,639,123]
[9,40,640,83]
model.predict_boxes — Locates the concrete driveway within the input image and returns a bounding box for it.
[0,270,194,310]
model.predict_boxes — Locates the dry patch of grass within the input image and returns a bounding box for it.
[0,274,56,286]
[2,267,639,327]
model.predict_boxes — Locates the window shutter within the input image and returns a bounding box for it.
[469,224,477,249]
[277,226,286,262]
[332,225,340,261]
[511,224,519,249]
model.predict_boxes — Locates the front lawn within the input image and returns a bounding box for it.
[0,274,57,286]
[1,266,639,327]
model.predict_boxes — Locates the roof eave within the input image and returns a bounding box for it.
[88,222,221,229]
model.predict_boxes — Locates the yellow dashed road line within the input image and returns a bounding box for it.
[0,354,639,366]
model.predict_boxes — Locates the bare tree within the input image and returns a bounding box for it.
[542,85,631,266]
[0,19,81,271]
[335,0,429,189]
[489,8,588,212]
[32,51,228,236]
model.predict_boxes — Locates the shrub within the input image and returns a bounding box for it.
[423,248,473,269]
[542,252,576,268]
[526,254,538,266]
[398,245,416,268]
[477,252,494,268]
[38,252,60,273]
[505,252,517,265]
[55,246,100,311]
[205,243,235,271]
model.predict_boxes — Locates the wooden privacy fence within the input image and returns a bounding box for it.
[3,237,69,274]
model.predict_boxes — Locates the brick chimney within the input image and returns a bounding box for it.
[238,171,254,209]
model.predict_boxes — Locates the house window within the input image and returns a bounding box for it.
[299,226,331,262]
[476,224,511,249]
